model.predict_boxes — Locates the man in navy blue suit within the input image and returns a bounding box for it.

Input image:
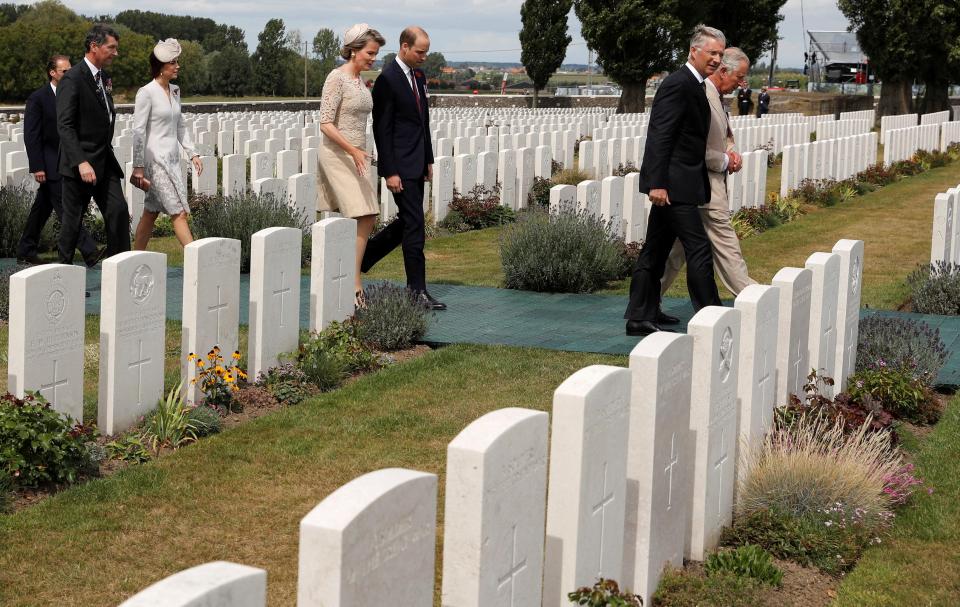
[623,24,726,336]
[361,26,446,310]
[16,54,101,266]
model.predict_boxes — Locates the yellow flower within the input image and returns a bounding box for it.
[188,353,196,361]
[197,360,205,368]
[215,365,226,375]
[232,350,241,360]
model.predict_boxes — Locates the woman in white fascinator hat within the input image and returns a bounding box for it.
[317,23,386,307]
[130,37,203,250]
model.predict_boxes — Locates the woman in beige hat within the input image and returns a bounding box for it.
[131,38,203,250]
[317,24,385,307]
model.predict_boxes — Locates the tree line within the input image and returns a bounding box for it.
[520,0,957,116]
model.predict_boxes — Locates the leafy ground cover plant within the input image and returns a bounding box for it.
[254,362,315,405]
[653,566,764,606]
[856,314,948,384]
[612,161,639,176]
[849,363,939,424]
[354,283,431,351]
[527,177,553,209]
[704,544,784,587]
[0,392,97,487]
[186,404,222,436]
[441,184,515,232]
[781,371,897,439]
[907,261,960,316]
[500,209,623,293]
[568,578,643,606]
[104,434,152,464]
[190,192,308,272]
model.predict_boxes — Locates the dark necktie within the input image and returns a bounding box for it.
[409,70,422,112]
[94,71,109,118]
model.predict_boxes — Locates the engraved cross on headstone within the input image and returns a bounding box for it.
[664,431,679,510]
[208,285,229,346]
[591,461,616,577]
[713,427,729,517]
[497,524,528,607]
[791,337,804,395]
[128,339,152,406]
[272,270,291,328]
[331,259,348,312]
[39,359,68,405]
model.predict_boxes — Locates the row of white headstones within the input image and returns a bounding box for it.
[780,132,879,197]
[117,237,864,607]
[7,217,360,435]
[931,182,960,266]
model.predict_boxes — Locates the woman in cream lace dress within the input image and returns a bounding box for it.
[131,38,202,249]
[318,24,385,306]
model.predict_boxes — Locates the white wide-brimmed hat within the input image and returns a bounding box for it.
[154,38,182,63]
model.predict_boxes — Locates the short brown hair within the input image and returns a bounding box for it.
[341,28,386,60]
[46,54,69,81]
[399,26,428,48]
[149,52,165,79]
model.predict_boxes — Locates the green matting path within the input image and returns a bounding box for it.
[5,260,960,388]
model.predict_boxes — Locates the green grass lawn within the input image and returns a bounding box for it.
[0,345,621,606]
[833,394,960,606]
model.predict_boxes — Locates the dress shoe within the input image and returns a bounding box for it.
[84,247,107,268]
[626,320,668,337]
[85,291,91,298]
[415,290,447,311]
[16,254,46,265]
[656,310,680,325]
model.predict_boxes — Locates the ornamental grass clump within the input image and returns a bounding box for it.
[856,315,948,383]
[141,382,197,452]
[906,261,960,316]
[354,282,431,351]
[0,185,53,256]
[500,209,623,293]
[190,192,308,272]
[704,545,783,587]
[737,412,902,519]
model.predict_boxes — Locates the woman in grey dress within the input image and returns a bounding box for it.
[131,38,203,249]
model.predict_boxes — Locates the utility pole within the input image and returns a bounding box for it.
[767,38,777,87]
[304,41,308,99]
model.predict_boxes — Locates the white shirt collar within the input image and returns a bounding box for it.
[685,62,705,84]
[395,56,412,76]
[50,82,57,94]
[84,56,100,79]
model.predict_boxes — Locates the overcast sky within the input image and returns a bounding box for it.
[26,0,850,69]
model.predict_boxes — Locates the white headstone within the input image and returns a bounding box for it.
[577,180,601,217]
[287,173,316,224]
[249,227,302,381]
[600,176,625,237]
[549,184,576,214]
[432,156,455,223]
[516,147,535,209]
[622,332,694,606]
[276,149,300,179]
[309,218,356,331]
[250,151,274,182]
[298,468,437,607]
[476,151,497,190]
[251,177,287,201]
[222,154,246,196]
[7,265,86,421]
[773,267,813,405]
[455,154,477,196]
[98,251,167,435]
[181,238,241,404]
[441,408,549,607]
[191,155,218,196]
[832,240,864,392]
[805,252,841,395]
[622,173,648,244]
[119,561,266,607]
[686,306,740,561]
[543,366,630,607]
[498,149,518,210]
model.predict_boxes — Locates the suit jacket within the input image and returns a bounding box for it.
[637,66,711,205]
[57,60,122,180]
[704,79,736,210]
[372,59,434,180]
[24,83,61,182]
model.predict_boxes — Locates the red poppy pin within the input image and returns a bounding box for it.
[104,77,113,95]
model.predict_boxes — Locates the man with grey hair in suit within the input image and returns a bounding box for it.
[660,46,757,298]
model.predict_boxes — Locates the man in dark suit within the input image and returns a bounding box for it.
[736,85,752,116]
[361,26,445,310]
[756,87,771,117]
[57,24,130,265]
[623,24,726,336]
[16,55,101,266]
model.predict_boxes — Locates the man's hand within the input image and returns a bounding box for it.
[726,151,742,173]
[648,188,671,206]
[78,161,96,184]
[426,164,433,182]
[33,170,46,184]
[386,175,403,193]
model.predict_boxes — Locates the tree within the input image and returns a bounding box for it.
[700,0,786,63]
[203,24,247,53]
[519,0,572,107]
[379,52,396,69]
[312,28,339,67]
[175,39,208,96]
[252,18,287,96]
[422,52,446,79]
[575,0,689,112]
[206,45,252,96]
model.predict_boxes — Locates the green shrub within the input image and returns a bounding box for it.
[309,320,381,372]
[568,578,642,606]
[790,178,842,206]
[0,391,97,487]
[443,185,515,231]
[528,176,553,208]
[355,282,431,351]
[704,545,783,587]
[0,466,13,513]
[186,404,222,437]
[855,163,898,187]
[552,167,593,185]
[152,215,176,237]
[889,158,923,176]
[141,382,198,452]
[296,330,356,391]
[781,370,897,440]
[0,262,31,320]
[856,315,948,384]
[731,206,782,239]
[255,362,315,405]
[653,567,764,606]
[105,434,152,464]
[190,192,308,272]
[612,161,639,176]
[849,365,937,423]
[907,261,960,315]
[0,185,44,256]
[500,209,623,293]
